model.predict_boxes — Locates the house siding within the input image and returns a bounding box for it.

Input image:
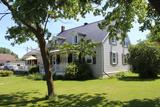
[89,44,103,77]
[103,37,130,75]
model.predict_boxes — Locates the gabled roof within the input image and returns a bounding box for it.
[23,49,40,59]
[58,21,108,42]
[0,54,16,63]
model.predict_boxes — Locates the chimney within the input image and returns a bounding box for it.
[61,26,65,32]
[84,23,88,26]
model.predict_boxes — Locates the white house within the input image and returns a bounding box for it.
[50,21,130,77]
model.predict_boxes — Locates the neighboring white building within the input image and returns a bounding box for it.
[22,49,44,73]
[50,21,130,77]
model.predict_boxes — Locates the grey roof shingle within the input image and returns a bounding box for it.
[58,21,108,42]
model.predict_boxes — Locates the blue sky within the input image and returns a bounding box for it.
[0,4,148,58]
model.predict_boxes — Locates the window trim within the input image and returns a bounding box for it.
[122,38,129,48]
[110,51,118,65]
[109,37,117,45]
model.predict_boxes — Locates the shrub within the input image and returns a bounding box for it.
[27,73,44,80]
[65,63,78,80]
[0,70,13,77]
[128,42,160,78]
[65,63,93,80]
[77,64,93,80]
[28,66,39,74]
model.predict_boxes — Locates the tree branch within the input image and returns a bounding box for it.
[0,12,10,14]
[1,0,38,36]
[1,0,12,11]
[0,12,9,21]
[43,13,50,33]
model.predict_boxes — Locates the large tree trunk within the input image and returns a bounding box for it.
[37,34,54,98]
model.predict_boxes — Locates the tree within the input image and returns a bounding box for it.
[59,39,97,63]
[128,41,160,78]
[0,47,18,58]
[0,0,102,98]
[58,39,97,80]
[98,0,160,42]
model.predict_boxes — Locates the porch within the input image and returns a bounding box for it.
[50,49,96,75]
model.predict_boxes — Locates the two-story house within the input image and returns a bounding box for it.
[50,21,130,77]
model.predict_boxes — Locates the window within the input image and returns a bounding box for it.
[122,53,128,65]
[74,36,78,43]
[68,53,73,63]
[85,55,93,64]
[110,52,118,65]
[72,35,78,44]
[109,37,117,45]
[56,55,61,64]
[123,38,128,47]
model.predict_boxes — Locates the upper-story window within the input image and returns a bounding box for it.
[109,37,117,45]
[123,38,128,47]
[75,35,78,43]
[72,35,78,44]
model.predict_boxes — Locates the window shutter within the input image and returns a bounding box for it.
[93,56,96,64]
[93,51,96,64]
[122,53,124,64]
[110,52,112,65]
[116,52,118,64]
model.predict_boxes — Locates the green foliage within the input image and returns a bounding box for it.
[27,73,44,80]
[128,41,160,78]
[100,0,148,40]
[65,63,78,80]
[76,63,93,80]
[65,63,93,80]
[1,73,160,107]
[59,39,97,63]
[0,70,13,77]
[1,0,102,44]
[110,72,126,79]
[28,66,39,74]
[0,47,18,58]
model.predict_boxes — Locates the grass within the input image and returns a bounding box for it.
[0,72,160,107]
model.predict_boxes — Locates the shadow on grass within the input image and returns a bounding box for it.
[0,91,160,107]
[0,91,45,107]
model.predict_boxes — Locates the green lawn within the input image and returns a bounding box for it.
[0,73,160,107]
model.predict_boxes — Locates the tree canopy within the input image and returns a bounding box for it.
[99,0,160,41]
[0,47,18,58]
[0,0,102,98]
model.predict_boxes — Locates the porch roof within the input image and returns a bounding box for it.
[25,56,37,60]
[50,49,60,53]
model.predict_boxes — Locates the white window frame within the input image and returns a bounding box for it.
[111,51,118,65]
[110,37,117,45]
[123,38,128,48]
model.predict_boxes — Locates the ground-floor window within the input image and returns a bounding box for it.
[122,53,128,65]
[110,52,118,65]
[85,55,93,64]
[56,54,61,64]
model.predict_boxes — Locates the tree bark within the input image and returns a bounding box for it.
[37,34,54,98]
